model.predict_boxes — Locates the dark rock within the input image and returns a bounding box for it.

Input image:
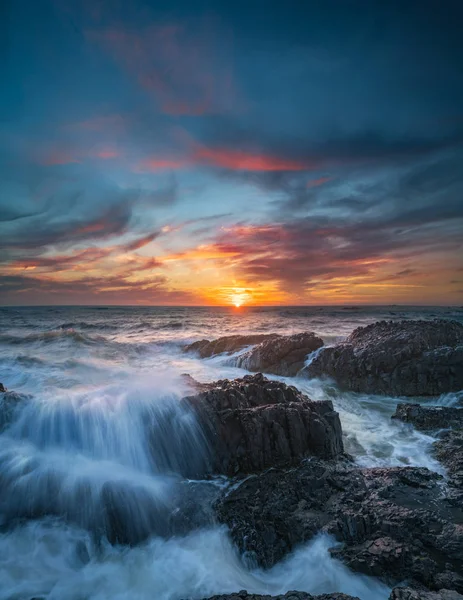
[303,320,463,396]
[433,430,463,491]
[183,374,344,476]
[234,332,324,376]
[0,388,29,431]
[183,335,280,358]
[389,587,463,599]
[215,460,463,592]
[200,593,360,600]
[0,383,6,393]
[392,404,463,430]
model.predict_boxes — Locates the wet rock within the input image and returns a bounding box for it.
[233,332,324,376]
[200,592,361,600]
[433,430,463,491]
[215,460,463,592]
[303,320,463,396]
[392,404,463,430]
[183,334,280,358]
[0,388,29,431]
[184,374,344,476]
[0,383,6,393]
[389,587,463,599]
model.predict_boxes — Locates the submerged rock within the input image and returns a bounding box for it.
[215,460,463,592]
[0,387,29,431]
[233,332,324,376]
[303,320,463,396]
[200,593,361,600]
[183,334,280,358]
[392,404,463,430]
[183,373,344,476]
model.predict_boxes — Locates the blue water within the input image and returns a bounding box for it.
[0,305,461,600]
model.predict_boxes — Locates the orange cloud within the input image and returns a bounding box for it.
[136,157,190,172]
[192,147,307,171]
[92,147,121,159]
[306,176,332,188]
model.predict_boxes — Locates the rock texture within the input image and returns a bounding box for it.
[183,334,279,358]
[234,332,324,376]
[389,588,463,599]
[183,374,344,476]
[392,404,463,430]
[215,460,463,592]
[200,593,360,600]
[303,320,463,396]
[434,430,463,492]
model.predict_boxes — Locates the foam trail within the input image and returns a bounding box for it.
[0,523,390,600]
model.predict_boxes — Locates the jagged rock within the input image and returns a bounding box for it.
[183,374,344,476]
[0,382,6,393]
[392,404,463,430]
[303,320,463,396]
[389,587,463,599]
[433,430,463,491]
[233,332,324,376]
[200,592,361,600]
[183,334,280,358]
[215,460,463,592]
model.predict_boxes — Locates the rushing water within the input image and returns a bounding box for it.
[0,305,462,600]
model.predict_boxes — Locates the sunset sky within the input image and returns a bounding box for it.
[1,0,463,306]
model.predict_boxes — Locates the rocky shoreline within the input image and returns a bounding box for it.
[185,319,463,397]
[2,318,463,600]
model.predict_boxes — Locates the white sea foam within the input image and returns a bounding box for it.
[0,305,460,599]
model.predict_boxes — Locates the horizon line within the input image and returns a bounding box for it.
[1,303,462,309]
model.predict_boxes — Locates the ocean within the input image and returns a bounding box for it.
[0,305,462,600]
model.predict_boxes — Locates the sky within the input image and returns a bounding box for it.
[1,0,463,306]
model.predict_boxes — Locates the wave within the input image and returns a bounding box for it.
[0,523,390,600]
[0,330,107,346]
[0,377,213,543]
[58,322,117,332]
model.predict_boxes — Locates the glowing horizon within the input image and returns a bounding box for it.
[1,2,462,306]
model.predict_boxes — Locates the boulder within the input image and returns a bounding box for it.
[215,460,463,592]
[392,404,463,430]
[234,332,324,376]
[303,320,463,396]
[183,374,344,476]
[183,334,280,358]
[0,382,6,393]
[200,593,360,600]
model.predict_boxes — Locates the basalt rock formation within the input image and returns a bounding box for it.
[183,373,344,476]
[183,334,280,358]
[303,320,463,396]
[233,332,324,376]
[215,460,463,592]
[389,588,463,599]
[392,404,463,430]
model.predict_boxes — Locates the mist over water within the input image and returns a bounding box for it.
[0,305,462,600]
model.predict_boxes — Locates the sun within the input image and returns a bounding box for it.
[230,290,250,308]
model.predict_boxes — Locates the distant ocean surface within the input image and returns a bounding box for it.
[0,305,462,600]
